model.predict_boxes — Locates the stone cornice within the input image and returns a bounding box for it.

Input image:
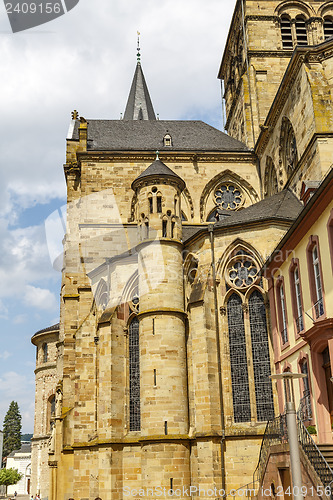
[256,40,333,156]
[34,362,57,375]
[76,151,255,164]
[137,308,187,320]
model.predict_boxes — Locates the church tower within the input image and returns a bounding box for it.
[131,159,190,491]
[219,0,328,147]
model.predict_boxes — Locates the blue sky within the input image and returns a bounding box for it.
[0,0,235,432]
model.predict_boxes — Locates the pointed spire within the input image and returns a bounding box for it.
[123,35,156,121]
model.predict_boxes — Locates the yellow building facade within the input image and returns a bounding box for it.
[31,0,333,497]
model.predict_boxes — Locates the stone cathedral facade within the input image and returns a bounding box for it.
[31,0,333,498]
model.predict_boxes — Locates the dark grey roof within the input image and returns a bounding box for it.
[34,323,60,336]
[71,120,249,152]
[214,189,303,228]
[132,159,185,190]
[123,62,156,120]
[183,190,302,244]
[8,443,31,457]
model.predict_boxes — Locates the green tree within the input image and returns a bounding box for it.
[2,401,22,458]
[0,468,23,495]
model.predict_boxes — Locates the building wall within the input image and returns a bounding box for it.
[31,328,59,499]
[267,183,333,442]
[7,451,31,495]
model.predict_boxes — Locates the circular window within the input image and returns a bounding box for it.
[130,287,139,313]
[226,256,259,289]
[214,184,243,210]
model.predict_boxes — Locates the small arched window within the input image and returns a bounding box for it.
[324,17,333,40]
[281,16,293,49]
[295,16,308,46]
[43,343,48,363]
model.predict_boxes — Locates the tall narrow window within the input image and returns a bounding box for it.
[129,318,141,431]
[312,245,324,318]
[227,294,251,422]
[294,268,304,333]
[149,197,153,214]
[162,220,167,238]
[324,17,333,40]
[298,358,312,422]
[295,16,308,46]
[157,196,162,213]
[249,291,274,421]
[43,343,48,363]
[277,283,288,345]
[281,16,293,49]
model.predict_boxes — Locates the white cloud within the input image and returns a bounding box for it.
[23,285,57,311]
[0,351,12,360]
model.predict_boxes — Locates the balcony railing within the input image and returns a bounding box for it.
[314,298,324,319]
[296,315,304,333]
[297,390,312,423]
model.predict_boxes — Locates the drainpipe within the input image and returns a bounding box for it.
[208,225,226,497]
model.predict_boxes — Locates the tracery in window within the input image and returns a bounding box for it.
[227,294,251,422]
[214,184,243,210]
[324,17,333,40]
[129,317,141,431]
[226,255,259,290]
[249,291,274,421]
[130,286,139,313]
[281,118,298,177]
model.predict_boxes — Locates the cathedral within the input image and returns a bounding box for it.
[31,0,333,498]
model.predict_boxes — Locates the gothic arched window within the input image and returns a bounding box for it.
[295,16,308,45]
[129,317,141,431]
[281,118,298,177]
[264,157,278,197]
[249,291,274,421]
[281,16,293,49]
[227,294,251,422]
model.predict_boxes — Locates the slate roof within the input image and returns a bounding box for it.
[71,120,249,152]
[34,323,60,335]
[8,443,31,457]
[182,190,303,243]
[132,159,185,190]
[123,62,156,120]
[31,323,60,344]
[213,189,303,228]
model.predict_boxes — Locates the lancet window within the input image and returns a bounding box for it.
[225,248,274,423]
[129,317,141,431]
[249,291,274,421]
[227,293,251,423]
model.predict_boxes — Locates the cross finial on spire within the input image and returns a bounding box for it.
[137,31,141,63]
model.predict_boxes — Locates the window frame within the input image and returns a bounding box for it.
[306,235,326,321]
[276,277,289,348]
[288,258,305,337]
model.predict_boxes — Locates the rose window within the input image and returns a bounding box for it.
[130,287,139,313]
[227,256,259,289]
[214,185,242,210]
